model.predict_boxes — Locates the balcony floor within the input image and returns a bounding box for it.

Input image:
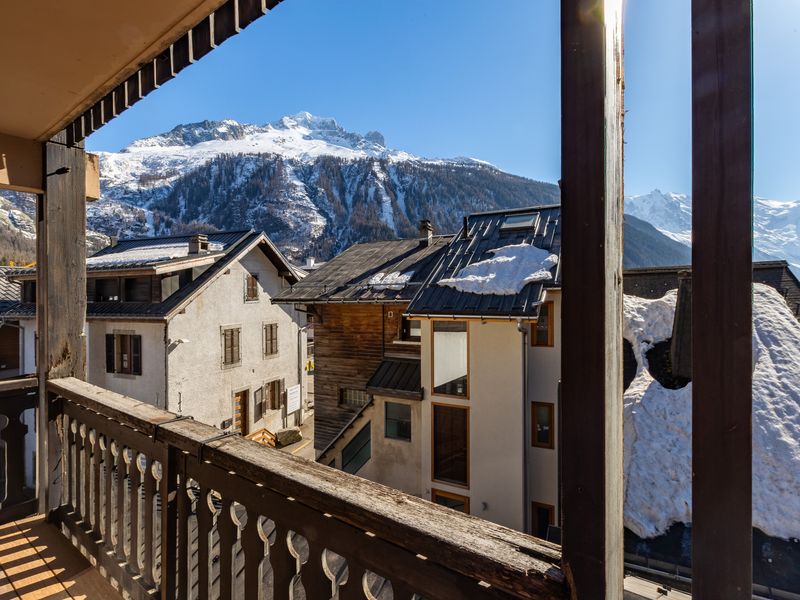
[0,515,123,600]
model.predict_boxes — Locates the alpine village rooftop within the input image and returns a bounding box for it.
[0,1,757,599]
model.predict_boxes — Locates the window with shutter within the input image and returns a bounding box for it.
[263,323,278,357]
[222,327,241,366]
[105,334,115,373]
[245,274,259,301]
[266,379,285,410]
[254,387,264,422]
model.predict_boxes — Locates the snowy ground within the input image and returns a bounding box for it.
[623,284,800,540]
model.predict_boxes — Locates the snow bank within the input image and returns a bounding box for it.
[438,244,558,295]
[368,271,413,290]
[623,284,800,540]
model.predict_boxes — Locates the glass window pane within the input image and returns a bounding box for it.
[385,402,411,440]
[342,423,371,474]
[433,405,468,485]
[433,321,468,396]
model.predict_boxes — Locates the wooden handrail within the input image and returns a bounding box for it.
[47,377,565,599]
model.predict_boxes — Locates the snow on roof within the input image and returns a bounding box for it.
[623,284,800,540]
[367,270,414,290]
[86,241,224,267]
[438,243,558,295]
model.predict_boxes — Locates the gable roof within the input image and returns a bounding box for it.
[406,205,561,319]
[273,235,453,305]
[0,230,299,321]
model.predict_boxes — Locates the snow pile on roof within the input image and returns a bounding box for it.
[438,243,558,295]
[87,241,223,267]
[368,271,413,290]
[623,284,800,540]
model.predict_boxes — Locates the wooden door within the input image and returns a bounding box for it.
[233,390,249,434]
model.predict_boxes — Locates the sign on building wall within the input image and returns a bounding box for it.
[286,384,301,414]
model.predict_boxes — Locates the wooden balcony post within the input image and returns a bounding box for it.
[560,0,625,597]
[691,1,753,597]
[37,134,87,514]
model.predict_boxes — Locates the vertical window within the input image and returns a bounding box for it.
[531,301,554,347]
[222,327,241,366]
[432,404,468,486]
[342,423,371,474]
[432,321,468,397]
[339,388,370,408]
[431,489,470,514]
[253,387,264,422]
[105,333,142,375]
[267,379,285,410]
[245,273,259,301]
[532,402,555,449]
[399,317,421,342]
[532,502,555,540]
[385,402,412,441]
[263,323,278,356]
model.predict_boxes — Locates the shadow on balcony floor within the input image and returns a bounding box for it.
[0,515,123,600]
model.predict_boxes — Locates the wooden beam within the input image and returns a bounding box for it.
[37,140,87,513]
[691,1,753,597]
[560,0,625,597]
[0,133,43,194]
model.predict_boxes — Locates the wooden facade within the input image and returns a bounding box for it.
[312,303,419,450]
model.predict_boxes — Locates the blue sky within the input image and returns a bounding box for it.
[87,0,800,199]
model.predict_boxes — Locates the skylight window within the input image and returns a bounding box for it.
[500,213,538,230]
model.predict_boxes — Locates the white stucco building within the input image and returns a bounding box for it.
[2,230,308,436]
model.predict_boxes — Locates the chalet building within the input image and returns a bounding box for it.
[0,231,308,435]
[276,207,563,537]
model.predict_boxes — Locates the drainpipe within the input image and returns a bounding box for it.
[517,318,531,534]
[164,322,169,411]
[297,323,310,427]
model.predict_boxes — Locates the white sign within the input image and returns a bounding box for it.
[286,384,301,414]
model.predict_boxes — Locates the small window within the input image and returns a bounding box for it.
[267,379,285,410]
[342,423,371,474]
[253,387,264,422]
[385,402,412,441]
[531,301,554,347]
[432,404,469,486]
[432,321,468,397]
[222,327,241,366]
[501,213,538,230]
[432,489,470,514]
[105,333,142,375]
[263,323,278,357]
[532,402,554,449]
[96,278,120,302]
[532,502,555,539]
[340,388,370,409]
[245,273,259,301]
[399,317,421,343]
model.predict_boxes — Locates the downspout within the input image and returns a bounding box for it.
[517,318,531,534]
[297,323,309,427]
[164,321,170,411]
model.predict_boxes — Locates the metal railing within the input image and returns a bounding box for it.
[45,377,565,600]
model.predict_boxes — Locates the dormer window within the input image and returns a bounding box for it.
[500,213,538,231]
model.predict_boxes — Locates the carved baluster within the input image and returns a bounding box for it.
[301,540,334,600]
[83,426,91,525]
[129,452,142,574]
[73,423,83,516]
[217,497,235,600]
[196,484,212,600]
[339,562,366,600]
[160,451,178,600]
[142,456,157,587]
[177,464,190,600]
[103,436,114,547]
[115,444,127,560]
[91,431,101,532]
[65,417,75,510]
[269,524,295,600]
[391,581,416,600]
[242,508,264,600]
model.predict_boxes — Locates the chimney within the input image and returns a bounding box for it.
[462,216,470,240]
[109,235,119,248]
[188,233,209,255]
[305,257,316,269]
[419,219,433,246]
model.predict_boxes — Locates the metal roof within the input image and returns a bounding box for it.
[273,236,453,305]
[366,358,423,400]
[0,268,21,302]
[406,205,561,319]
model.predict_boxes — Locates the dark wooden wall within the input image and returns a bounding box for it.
[0,324,20,370]
[313,303,418,450]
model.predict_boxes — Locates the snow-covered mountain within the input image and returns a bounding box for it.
[627,189,800,272]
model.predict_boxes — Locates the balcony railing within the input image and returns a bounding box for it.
[41,377,565,600]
